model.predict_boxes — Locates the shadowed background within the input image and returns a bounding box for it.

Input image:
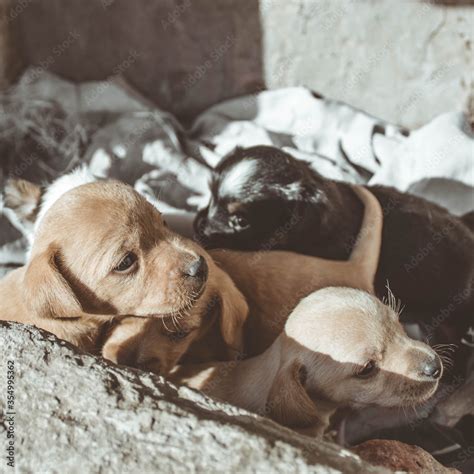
[0,0,472,126]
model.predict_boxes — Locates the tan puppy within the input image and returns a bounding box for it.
[171,287,444,437]
[2,176,380,373]
[0,180,248,367]
[93,183,382,372]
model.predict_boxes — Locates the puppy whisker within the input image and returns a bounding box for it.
[435,350,456,360]
[171,314,181,331]
[439,355,453,366]
[161,317,173,333]
[432,345,456,359]
[382,282,404,317]
[436,352,454,372]
[432,343,457,352]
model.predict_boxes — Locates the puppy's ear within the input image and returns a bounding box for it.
[266,361,324,435]
[215,266,249,356]
[23,245,82,319]
[3,178,42,224]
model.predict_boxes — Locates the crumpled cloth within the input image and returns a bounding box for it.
[1,70,473,276]
[191,87,473,214]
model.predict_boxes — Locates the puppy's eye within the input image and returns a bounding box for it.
[229,213,250,231]
[356,360,378,378]
[298,365,308,386]
[167,329,191,342]
[114,252,137,272]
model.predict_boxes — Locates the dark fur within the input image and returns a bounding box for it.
[195,146,474,340]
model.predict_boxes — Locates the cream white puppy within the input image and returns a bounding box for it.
[172,287,443,437]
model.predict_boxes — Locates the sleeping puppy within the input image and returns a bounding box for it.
[0,179,248,367]
[171,287,444,438]
[194,146,474,339]
[2,174,382,372]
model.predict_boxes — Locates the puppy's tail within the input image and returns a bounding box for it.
[348,186,383,294]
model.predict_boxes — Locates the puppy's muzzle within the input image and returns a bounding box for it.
[194,215,235,249]
[419,354,442,380]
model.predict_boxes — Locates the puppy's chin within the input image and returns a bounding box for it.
[341,378,440,410]
[405,380,440,407]
[143,285,208,319]
[377,380,441,409]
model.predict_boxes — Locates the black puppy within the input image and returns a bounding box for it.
[195,146,474,340]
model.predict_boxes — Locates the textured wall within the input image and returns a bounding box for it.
[11,0,264,121]
[2,0,473,127]
[261,0,473,128]
[0,0,24,88]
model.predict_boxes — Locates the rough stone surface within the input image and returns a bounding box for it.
[8,1,472,126]
[352,439,459,473]
[0,321,386,473]
[261,0,473,128]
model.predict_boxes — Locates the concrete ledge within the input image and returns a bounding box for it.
[0,321,385,473]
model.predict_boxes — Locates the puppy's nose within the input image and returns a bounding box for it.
[421,356,442,379]
[184,256,208,281]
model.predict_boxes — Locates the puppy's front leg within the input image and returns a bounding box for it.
[101,317,188,375]
[101,317,148,367]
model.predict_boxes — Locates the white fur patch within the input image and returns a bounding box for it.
[219,159,258,197]
[89,148,112,177]
[280,181,305,200]
[34,165,97,237]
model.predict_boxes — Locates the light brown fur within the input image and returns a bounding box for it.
[85,184,383,371]
[1,179,380,373]
[0,181,247,367]
[171,288,443,437]
[186,184,382,361]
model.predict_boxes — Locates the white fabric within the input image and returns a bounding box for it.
[192,87,473,214]
[1,72,473,274]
